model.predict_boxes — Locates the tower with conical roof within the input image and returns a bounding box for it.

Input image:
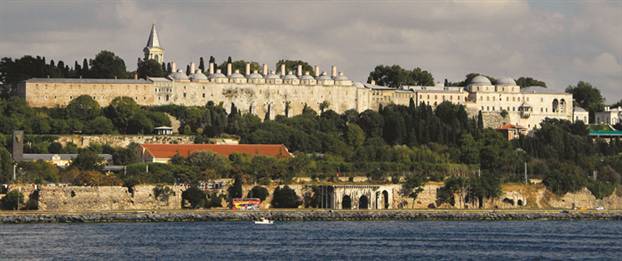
[143,24,164,64]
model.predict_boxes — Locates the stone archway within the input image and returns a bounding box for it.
[342,195,352,209]
[382,190,389,209]
[359,195,369,209]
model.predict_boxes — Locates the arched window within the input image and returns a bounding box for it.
[552,99,559,113]
[560,99,566,113]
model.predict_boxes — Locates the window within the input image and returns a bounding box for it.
[202,93,206,98]
[183,93,187,98]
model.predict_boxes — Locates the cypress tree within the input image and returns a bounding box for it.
[209,56,215,64]
[199,57,205,71]
[186,65,191,75]
[82,58,89,73]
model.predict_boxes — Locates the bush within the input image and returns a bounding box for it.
[247,186,269,201]
[271,186,301,208]
[24,190,40,210]
[153,185,175,202]
[0,190,24,210]
[587,180,616,199]
[181,186,206,209]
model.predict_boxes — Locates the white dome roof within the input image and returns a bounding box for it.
[248,70,263,79]
[316,72,332,81]
[266,71,280,80]
[284,71,298,80]
[301,72,315,80]
[210,69,226,79]
[171,69,189,81]
[190,70,207,81]
[470,75,491,85]
[334,72,349,81]
[496,77,516,86]
[230,70,245,79]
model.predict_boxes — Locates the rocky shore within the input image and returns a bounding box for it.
[1,209,622,224]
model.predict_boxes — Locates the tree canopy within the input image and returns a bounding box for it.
[367,65,434,87]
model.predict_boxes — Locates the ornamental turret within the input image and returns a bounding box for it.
[143,24,164,64]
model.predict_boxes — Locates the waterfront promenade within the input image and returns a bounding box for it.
[1,209,621,223]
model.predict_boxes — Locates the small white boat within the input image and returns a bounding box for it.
[254,218,274,225]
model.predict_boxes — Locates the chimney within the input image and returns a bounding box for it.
[262,64,268,75]
[371,79,376,85]
[227,63,232,76]
[209,62,214,74]
[134,74,138,80]
[314,65,320,77]
[297,65,302,77]
[171,62,177,73]
[190,62,196,74]
[245,63,251,76]
[331,65,337,78]
[280,64,286,76]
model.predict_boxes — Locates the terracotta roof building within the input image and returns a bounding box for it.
[140,144,293,163]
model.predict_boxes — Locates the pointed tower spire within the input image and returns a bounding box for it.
[143,24,164,64]
[146,24,160,48]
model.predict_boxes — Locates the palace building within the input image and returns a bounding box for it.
[16,25,582,132]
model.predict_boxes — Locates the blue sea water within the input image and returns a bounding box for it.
[0,221,621,260]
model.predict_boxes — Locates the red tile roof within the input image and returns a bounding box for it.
[142,144,293,159]
[496,123,526,130]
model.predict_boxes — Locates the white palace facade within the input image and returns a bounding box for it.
[16,25,582,132]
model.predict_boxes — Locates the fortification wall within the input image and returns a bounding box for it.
[53,134,195,148]
[8,184,184,211]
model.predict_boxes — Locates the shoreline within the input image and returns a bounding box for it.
[1,209,622,224]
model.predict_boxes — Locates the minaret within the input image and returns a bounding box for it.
[143,24,164,64]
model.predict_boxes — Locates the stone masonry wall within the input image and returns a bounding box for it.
[53,134,195,148]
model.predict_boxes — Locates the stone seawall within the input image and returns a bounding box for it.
[1,210,621,224]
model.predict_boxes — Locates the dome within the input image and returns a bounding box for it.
[496,77,516,86]
[230,69,245,79]
[266,71,280,80]
[300,72,315,81]
[209,69,226,80]
[470,75,491,85]
[284,71,299,80]
[248,70,263,79]
[316,72,332,81]
[171,69,189,81]
[334,72,349,81]
[353,82,364,88]
[190,70,208,81]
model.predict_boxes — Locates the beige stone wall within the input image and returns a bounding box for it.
[159,82,368,120]
[21,81,155,107]
[53,134,195,148]
[7,184,184,211]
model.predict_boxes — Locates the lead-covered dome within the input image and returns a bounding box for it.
[170,69,189,81]
[190,70,208,81]
[470,75,491,85]
[496,77,516,86]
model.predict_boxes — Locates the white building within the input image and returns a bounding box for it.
[595,107,622,125]
[573,106,589,123]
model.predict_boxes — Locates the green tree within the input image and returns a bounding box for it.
[247,186,269,201]
[345,123,365,148]
[137,59,166,78]
[227,175,244,199]
[105,97,141,133]
[66,95,101,120]
[401,174,425,207]
[271,185,302,208]
[367,65,434,87]
[0,190,24,210]
[87,50,128,79]
[566,81,604,122]
[70,150,103,171]
[181,186,207,209]
[515,77,546,88]
[275,60,313,75]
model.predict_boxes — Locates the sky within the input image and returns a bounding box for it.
[1,0,621,102]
